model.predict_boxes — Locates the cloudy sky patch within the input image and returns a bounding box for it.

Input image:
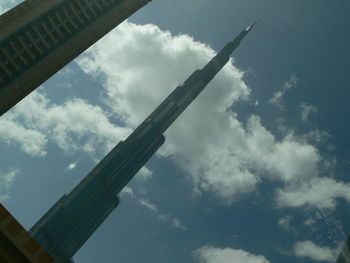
[194,246,270,263]
[1,1,349,263]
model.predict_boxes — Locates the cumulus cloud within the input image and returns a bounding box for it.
[182,115,321,203]
[0,118,48,157]
[77,21,324,204]
[293,240,336,262]
[2,91,158,182]
[269,75,298,110]
[0,20,335,209]
[3,91,131,158]
[0,170,19,202]
[78,22,250,127]
[194,246,270,263]
[276,177,350,209]
[1,0,344,213]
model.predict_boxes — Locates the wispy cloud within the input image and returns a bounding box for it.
[304,208,346,244]
[302,129,331,145]
[120,186,186,230]
[300,102,318,123]
[135,167,153,181]
[278,215,293,232]
[66,162,78,171]
[0,170,19,202]
[138,199,187,230]
[269,75,298,110]
[120,186,134,197]
[276,177,350,209]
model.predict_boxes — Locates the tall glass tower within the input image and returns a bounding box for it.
[0,0,151,116]
[29,21,258,263]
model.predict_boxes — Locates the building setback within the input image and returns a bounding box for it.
[0,0,151,116]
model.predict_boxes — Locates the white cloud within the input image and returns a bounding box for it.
[3,91,131,158]
[139,199,158,213]
[194,246,270,263]
[300,102,317,123]
[120,186,134,197]
[278,215,293,232]
[66,162,77,170]
[0,118,48,157]
[1,0,344,214]
[301,208,346,245]
[293,240,336,262]
[277,177,350,209]
[243,117,320,182]
[78,22,250,127]
[77,21,323,204]
[0,170,19,202]
[135,167,153,181]
[171,218,185,230]
[3,91,158,179]
[138,198,186,230]
[269,75,298,110]
[303,129,330,145]
[165,115,321,204]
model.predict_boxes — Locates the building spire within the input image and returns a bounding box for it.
[196,16,259,90]
[245,13,263,32]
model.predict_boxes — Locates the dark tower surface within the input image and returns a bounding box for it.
[0,0,151,116]
[29,21,258,263]
[336,234,350,263]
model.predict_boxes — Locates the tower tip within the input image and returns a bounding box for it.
[246,13,264,31]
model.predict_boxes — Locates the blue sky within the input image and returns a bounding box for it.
[1,0,350,262]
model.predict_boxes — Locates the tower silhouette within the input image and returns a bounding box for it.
[29,20,258,262]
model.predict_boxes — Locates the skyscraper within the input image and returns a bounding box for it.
[336,234,350,263]
[0,0,151,116]
[29,20,258,263]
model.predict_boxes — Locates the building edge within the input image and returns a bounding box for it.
[0,0,151,116]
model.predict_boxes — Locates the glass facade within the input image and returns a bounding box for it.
[30,131,164,262]
[0,0,123,87]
